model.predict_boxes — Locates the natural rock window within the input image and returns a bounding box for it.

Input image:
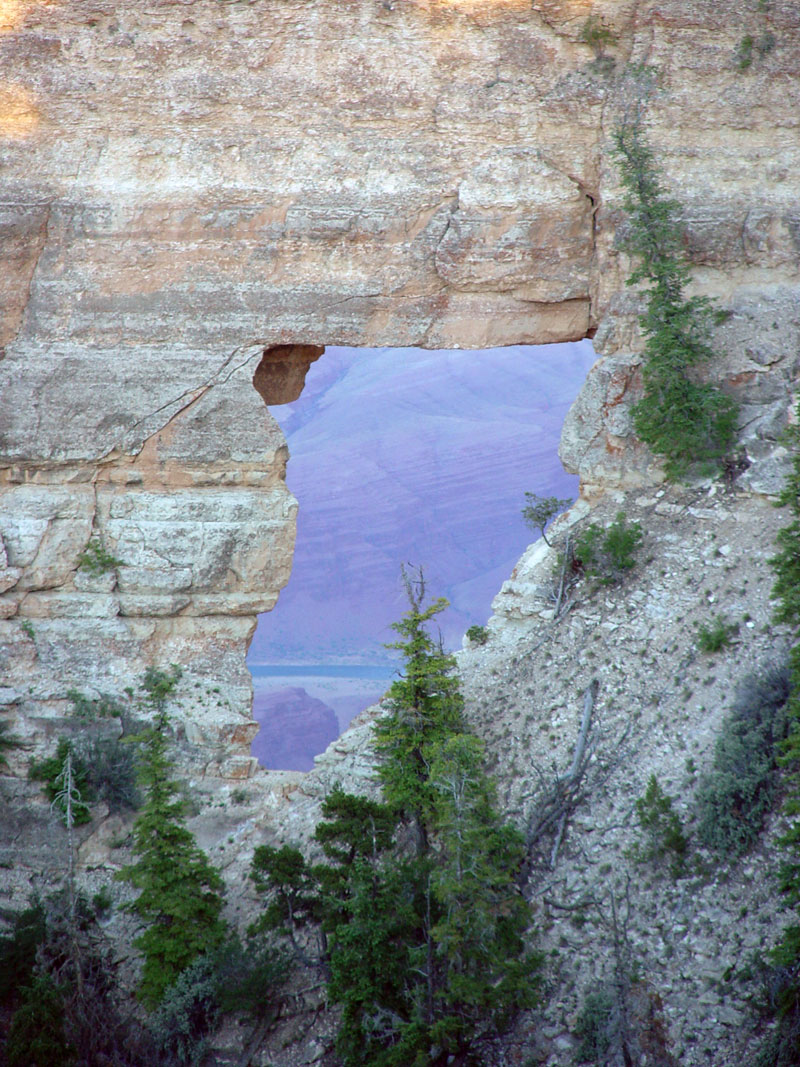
[248,342,597,771]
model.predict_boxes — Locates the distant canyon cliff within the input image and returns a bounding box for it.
[0,0,798,774]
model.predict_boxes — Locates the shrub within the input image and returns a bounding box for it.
[92,886,114,917]
[150,955,219,1067]
[150,936,290,1064]
[695,666,791,856]
[29,739,92,825]
[575,512,643,585]
[77,537,125,576]
[141,665,182,705]
[5,973,76,1067]
[574,989,614,1062]
[579,15,616,54]
[84,735,141,813]
[631,775,688,880]
[758,31,777,55]
[1,891,160,1065]
[0,897,48,1006]
[736,33,755,69]
[29,734,141,820]
[466,624,489,645]
[213,934,290,1023]
[66,688,127,720]
[0,719,21,768]
[697,614,739,653]
[763,395,800,1061]
[521,492,572,547]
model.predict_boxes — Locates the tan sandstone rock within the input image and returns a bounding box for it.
[0,0,797,782]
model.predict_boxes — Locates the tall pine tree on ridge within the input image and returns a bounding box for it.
[251,571,541,1066]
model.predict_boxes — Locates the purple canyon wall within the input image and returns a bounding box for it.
[1,0,798,775]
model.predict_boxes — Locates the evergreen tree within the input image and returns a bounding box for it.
[521,492,571,547]
[613,119,738,480]
[770,400,800,722]
[373,570,467,849]
[764,400,800,1063]
[427,734,539,1052]
[118,670,226,1007]
[251,573,541,1066]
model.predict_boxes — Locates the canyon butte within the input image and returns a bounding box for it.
[0,1,798,1064]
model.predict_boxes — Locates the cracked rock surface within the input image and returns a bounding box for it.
[1,0,798,772]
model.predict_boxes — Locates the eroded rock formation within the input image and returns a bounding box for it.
[1,3,799,1062]
[1,0,798,778]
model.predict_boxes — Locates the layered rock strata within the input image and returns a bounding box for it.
[1,0,798,778]
[0,2,798,1061]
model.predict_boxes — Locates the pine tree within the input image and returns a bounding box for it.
[427,734,540,1053]
[374,570,465,847]
[766,400,800,1062]
[613,120,738,480]
[771,400,800,722]
[252,573,541,1066]
[118,671,226,1008]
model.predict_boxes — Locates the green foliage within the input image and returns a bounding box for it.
[5,973,76,1067]
[0,890,161,1065]
[631,775,688,880]
[736,33,755,68]
[770,406,800,707]
[0,718,21,768]
[213,934,290,1021]
[150,937,288,1063]
[84,733,142,812]
[748,948,800,1067]
[0,897,48,1006]
[574,989,614,1063]
[118,704,226,1007]
[764,400,800,1053]
[696,614,739,653]
[66,687,127,720]
[374,576,467,833]
[251,574,542,1067]
[613,120,738,480]
[579,15,616,54]
[521,492,572,547]
[694,665,790,856]
[29,739,92,825]
[575,511,643,585]
[735,31,774,70]
[250,843,324,943]
[465,624,489,645]
[20,618,35,640]
[77,537,126,575]
[92,885,115,917]
[29,732,140,820]
[141,665,182,706]
[149,954,219,1067]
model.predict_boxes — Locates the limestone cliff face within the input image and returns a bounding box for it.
[1,0,798,774]
[1,4,799,1063]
